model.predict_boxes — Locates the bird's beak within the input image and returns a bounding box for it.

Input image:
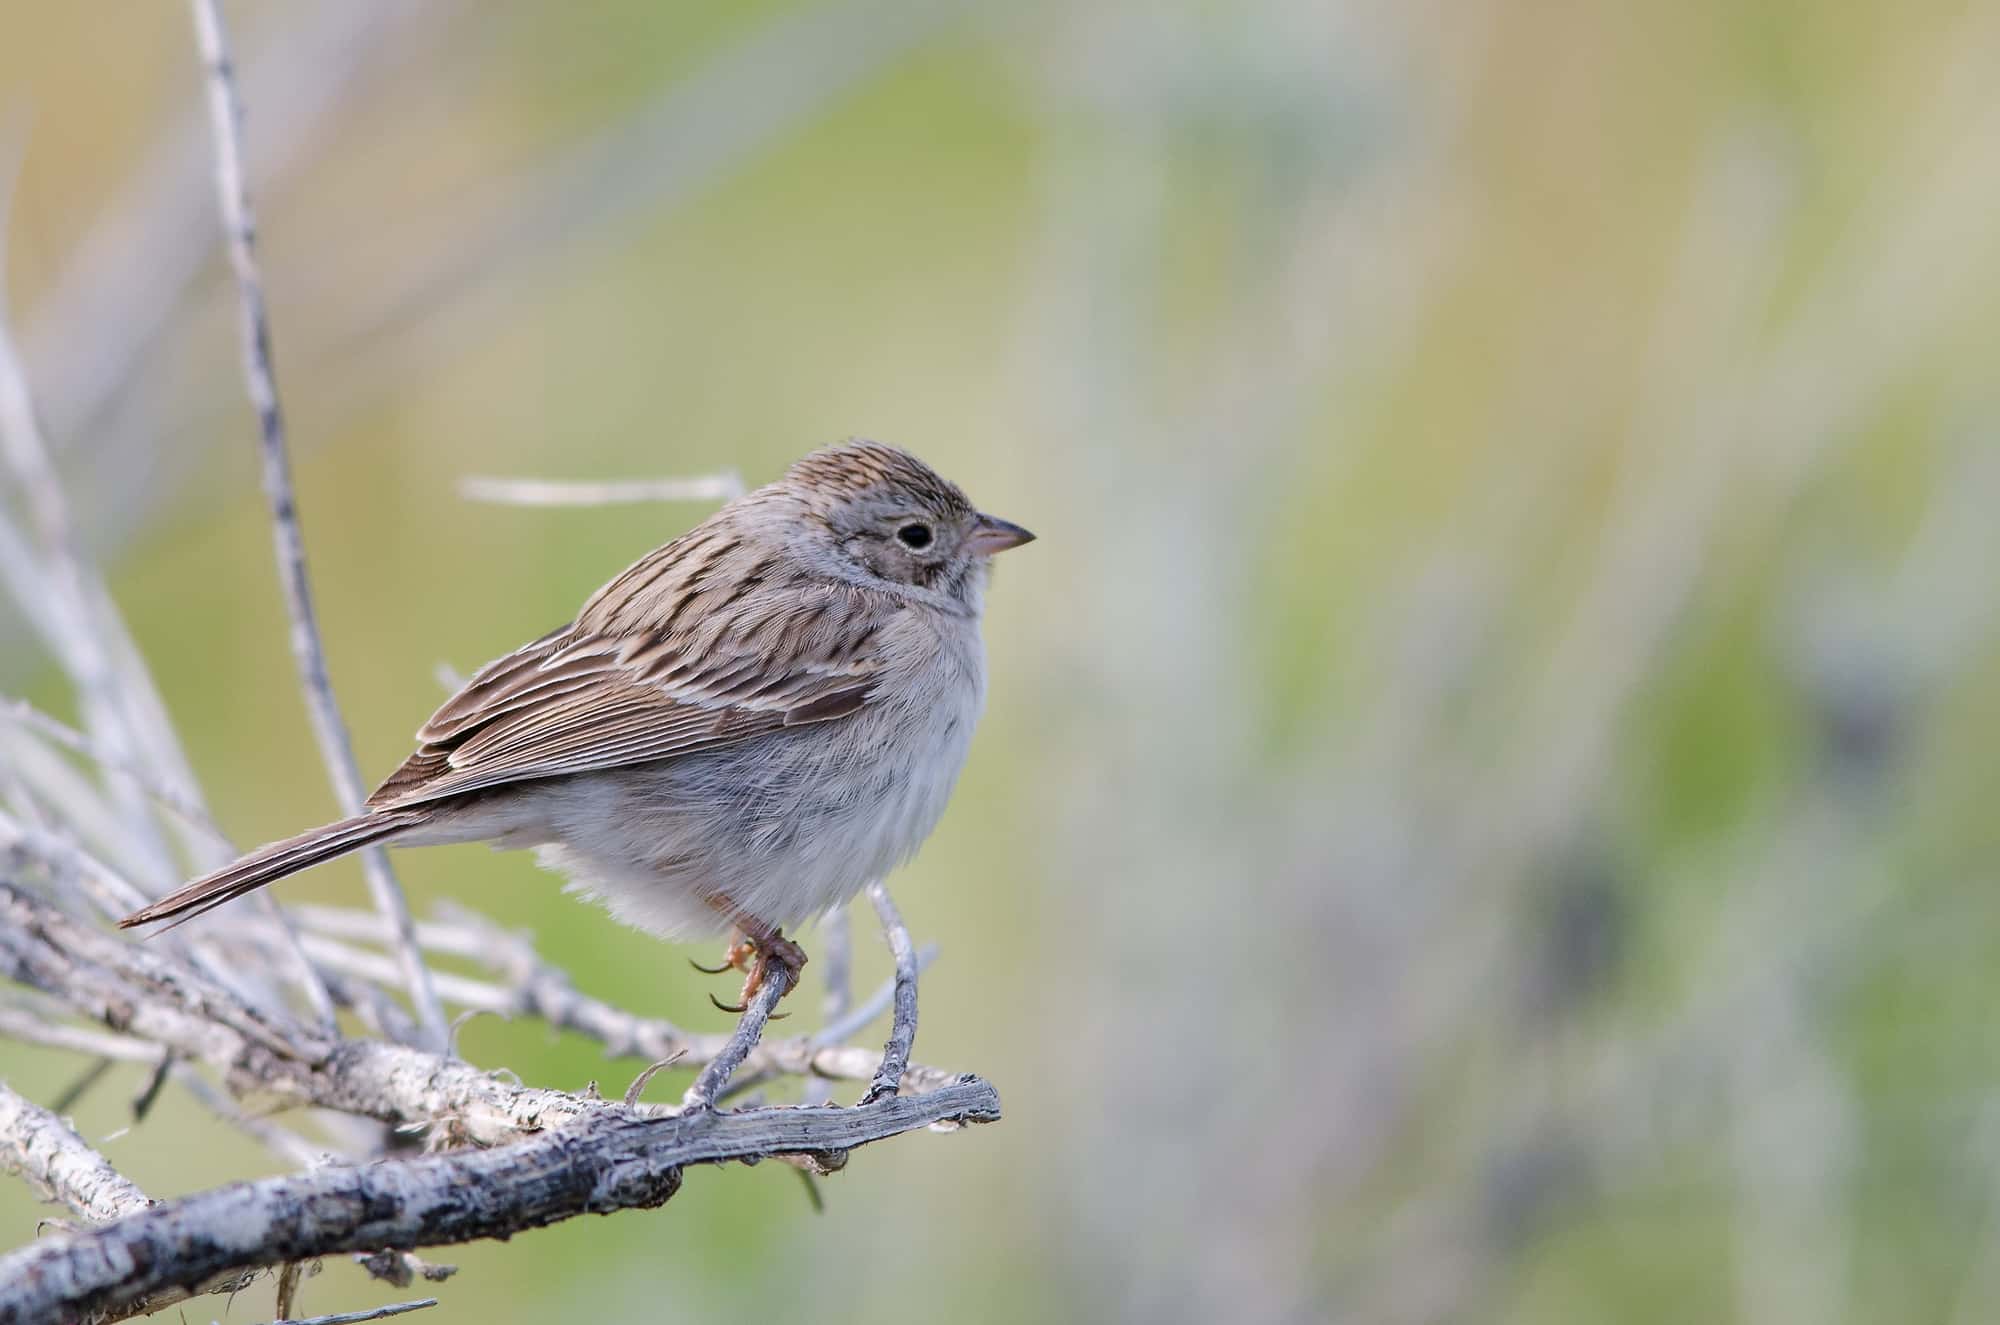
[967,513,1036,557]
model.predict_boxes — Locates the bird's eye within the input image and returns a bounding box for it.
[896,523,933,550]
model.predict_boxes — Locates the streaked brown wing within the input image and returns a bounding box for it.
[366,587,883,810]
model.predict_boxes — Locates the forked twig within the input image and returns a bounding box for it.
[188,0,446,1051]
[863,881,919,1102]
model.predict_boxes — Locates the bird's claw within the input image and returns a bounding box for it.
[697,928,807,1015]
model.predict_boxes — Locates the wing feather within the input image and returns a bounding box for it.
[366,576,888,811]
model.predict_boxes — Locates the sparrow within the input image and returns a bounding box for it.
[121,442,1033,1007]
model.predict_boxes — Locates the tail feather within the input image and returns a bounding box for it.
[118,810,426,932]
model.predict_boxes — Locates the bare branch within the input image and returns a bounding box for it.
[0,313,174,885]
[0,1004,160,1063]
[0,698,227,844]
[682,964,793,1110]
[270,1299,438,1325]
[286,903,948,1088]
[0,1084,151,1223]
[0,882,964,1139]
[863,882,919,1103]
[815,940,938,1051]
[0,1078,999,1324]
[456,473,744,507]
[802,904,854,1107]
[0,1082,281,1323]
[187,0,445,1052]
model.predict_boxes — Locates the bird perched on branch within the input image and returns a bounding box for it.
[121,442,1033,1009]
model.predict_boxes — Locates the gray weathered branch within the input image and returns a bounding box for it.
[0,1077,997,1324]
[284,902,950,1091]
[863,881,920,1103]
[0,1084,150,1224]
[188,0,447,1052]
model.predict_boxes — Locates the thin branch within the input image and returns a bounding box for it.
[285,904,949,1087]
[815,941,937,1050]
[0,1078,999,1324]
[1,882,967,1140]
[188,0,445,1052]
[456,472,744,507]
[270,1299,438,1325]
[0,698,227,843]
[862,881,918,1103]
[0,1004,161,1063]
[682,963,793,1110]
[170,1063,331,1172]
[0,312,174,885]
[804,904,853,1107]
[0,1084,152,1223]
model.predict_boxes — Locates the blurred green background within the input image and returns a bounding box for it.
[5,0,2000,1320]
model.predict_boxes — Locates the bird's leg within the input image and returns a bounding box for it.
[706,914,808,1014]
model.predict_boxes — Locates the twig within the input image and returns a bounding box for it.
[862,882,918,1103]
[814,941,937,1050]
[0,309,173,885]
[0,882,965,1138]
[681,963,793,1111]
[0,698,227,842]
[0,1084,275,1323]
[170,1064,331,1172]
[0,1001,327,1170]
[188,0,445,1052]
[271,1299,438,1325]
[819,903,855,1026]
[0,1084,152,1223]
[49,1058,115,1116]
[0,1004,161,1063]
[0,1079,1000,1323]
[274,1259,305,1321]
[803,904,854,1106]
[456,473,744,507]
[285,904,949,1087]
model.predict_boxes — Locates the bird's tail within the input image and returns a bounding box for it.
[118,809,428,932]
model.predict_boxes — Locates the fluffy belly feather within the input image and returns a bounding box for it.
[498,657,982,939]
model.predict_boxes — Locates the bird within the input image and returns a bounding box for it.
[120,441,1034,1008]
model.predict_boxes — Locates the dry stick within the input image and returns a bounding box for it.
[863,881,918,1102]
[0,1078,999,1325]
[0,1004,161,1063]
[456,472,745,507]
[681,963,794,1111]
[0,1083,152,1223]
[0,322,173,886]
[272,1300,439,1325]
[0,882,967,1141]
[188,0,446,1052]
[0,699,229,842]
[814,941,938,1050]
[283,903,952,1088]
[0,1084,272,1323]
[802,904,854,1106]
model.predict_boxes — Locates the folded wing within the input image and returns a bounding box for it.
[367,580,886,810]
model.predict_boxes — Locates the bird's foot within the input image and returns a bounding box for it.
[707,929,807,1014]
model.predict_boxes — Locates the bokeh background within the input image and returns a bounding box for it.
[4,0,2000,1320]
